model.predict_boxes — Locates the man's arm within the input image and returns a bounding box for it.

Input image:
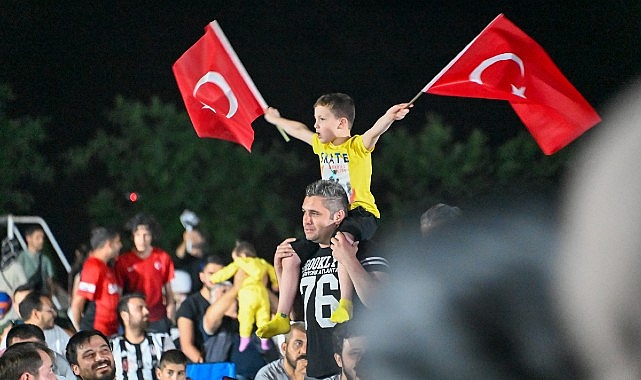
[177,317,203,363]
[202,270,245,335]
[330,232,387,307]
[264,107,314,145]
[70,294,87,331]
[361,103,411,150]
[164,282,176,323]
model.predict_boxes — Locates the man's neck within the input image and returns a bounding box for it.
[200,286,211,301]
[135,247,152,258]
[124,328,146,344]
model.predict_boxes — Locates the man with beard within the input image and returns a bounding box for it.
[20,290,71,356]
[326,323,366,380]
[110,293,175,380]
[66,330,116,380]
[254,322,310,380]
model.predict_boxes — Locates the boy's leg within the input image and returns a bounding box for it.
[256,254,301,338]
[330,262,354,323]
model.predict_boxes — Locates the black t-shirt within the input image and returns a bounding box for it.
[297,241,388,378]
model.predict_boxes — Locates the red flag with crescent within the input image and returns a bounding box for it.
[173,20,266,152]
[422,14,600,155]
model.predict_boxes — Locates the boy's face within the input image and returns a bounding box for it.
[132,225,153,253]
[314,105,344,143]
[156,362,187,380]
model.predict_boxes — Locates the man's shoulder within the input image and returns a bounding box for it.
[254,358,287,380]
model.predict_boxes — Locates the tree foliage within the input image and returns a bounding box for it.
[65,96,307,254]
[374,113,570,226]
[0,85,54,214]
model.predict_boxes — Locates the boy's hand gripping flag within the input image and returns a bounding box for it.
[419,14,601,155]
[173,20,267,152]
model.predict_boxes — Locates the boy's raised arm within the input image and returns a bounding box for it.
[264,107,314,145]
[361,103,411,150]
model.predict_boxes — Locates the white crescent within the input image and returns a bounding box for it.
[469,53,526,98]
[192,71,239,118]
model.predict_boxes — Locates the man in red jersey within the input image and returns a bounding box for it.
[115,214,175,333]
[71,227,122,336]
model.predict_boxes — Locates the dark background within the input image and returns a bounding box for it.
[2,1,640,256]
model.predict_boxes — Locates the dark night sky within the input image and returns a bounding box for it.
[2,1,640,253]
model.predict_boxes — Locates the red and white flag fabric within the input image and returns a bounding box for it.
[173,20,267,152]
[422,14,600,155]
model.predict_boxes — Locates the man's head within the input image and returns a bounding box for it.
[90,227,122,261]
[282,322,308,373]
[156,349,187,380]
[420,203,462,237]
[125,213,158,254]
[12,284,33,317]
[6,323,46,346]
[333,322,366,380]
[66,330,115,380]
[19,291,56,330]
[24,226,45,253]
[302,180,349,245]
[118,293,149,332]
[199,255,226,291]
[0,341,56,380]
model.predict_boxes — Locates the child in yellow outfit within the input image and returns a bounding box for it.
[210,241,278,352]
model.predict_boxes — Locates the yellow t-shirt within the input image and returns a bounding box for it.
[311,134,380,218]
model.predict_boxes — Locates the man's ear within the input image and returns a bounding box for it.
[334,353,343,369]
[71,364,81,376]
[333,209,347,224]
[155,367,162,379]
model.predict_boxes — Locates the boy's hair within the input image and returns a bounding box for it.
[158,349,187,368]
[314,93,355,128]
[6,323,46,345]
[305,180,349,216]
[66,329,110,366]
[90,226,119,250]
[233,240,257,258]
[125,213,160,238]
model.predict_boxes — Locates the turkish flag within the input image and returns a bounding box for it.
[173,20,267,152]
[422,14,600,155]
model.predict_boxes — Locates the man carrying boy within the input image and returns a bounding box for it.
[268,180,388,378]
[260,94,407,329]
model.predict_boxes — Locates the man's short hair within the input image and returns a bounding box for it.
[305,180,349,216]
[18,290,50,319]
[200,254,226,271]
[24,225,44,237]
[332,321,364,355]
[6,323,46,345]
[117,292,146,315]
[0,341,54,379]
[90,227,119,250]
[158,349,187,369]
[66,329,110,366]
[284,321,306,343]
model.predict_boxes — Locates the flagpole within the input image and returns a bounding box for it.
[276,125,290,142]
[406,90,424,107]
